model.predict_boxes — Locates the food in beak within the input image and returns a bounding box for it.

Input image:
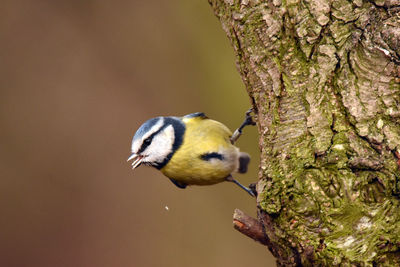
[127,154,144,169]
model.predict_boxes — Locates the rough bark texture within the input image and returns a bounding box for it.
[208,0,400,265]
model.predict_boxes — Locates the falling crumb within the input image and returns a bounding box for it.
[165,206,169,211]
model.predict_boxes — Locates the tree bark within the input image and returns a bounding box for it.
[208,0,400,265]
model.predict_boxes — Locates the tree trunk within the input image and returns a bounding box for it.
[208,0,400,265]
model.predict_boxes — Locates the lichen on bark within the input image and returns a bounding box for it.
[209,0,400,265]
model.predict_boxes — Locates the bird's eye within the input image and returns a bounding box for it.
[138,137,153,154]
[143,138,151,146]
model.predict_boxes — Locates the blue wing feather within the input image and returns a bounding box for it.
[183,112,208,119]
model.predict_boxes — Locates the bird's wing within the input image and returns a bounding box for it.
[182,112,208,120]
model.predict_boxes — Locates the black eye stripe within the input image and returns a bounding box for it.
[137,125,166,154]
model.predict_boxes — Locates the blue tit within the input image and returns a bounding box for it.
[127,111,255,196]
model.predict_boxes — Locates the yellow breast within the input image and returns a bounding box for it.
[161,116,239,185]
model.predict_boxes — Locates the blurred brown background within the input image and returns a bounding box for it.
[0,1,275,266]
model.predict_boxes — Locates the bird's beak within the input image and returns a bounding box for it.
[127,153,144,169]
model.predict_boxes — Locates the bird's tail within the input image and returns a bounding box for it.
[237,152,250,173]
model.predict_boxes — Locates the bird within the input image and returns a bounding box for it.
[127,110,256,197]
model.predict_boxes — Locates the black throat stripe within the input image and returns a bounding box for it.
[153,117,185,170]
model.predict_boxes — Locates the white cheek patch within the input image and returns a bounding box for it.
[131,117,164,153]
[144,125,175,163]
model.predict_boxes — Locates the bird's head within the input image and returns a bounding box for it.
[128,116,185,170]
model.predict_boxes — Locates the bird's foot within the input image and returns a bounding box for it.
[226,175,256,197]
[230,108,256,144]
